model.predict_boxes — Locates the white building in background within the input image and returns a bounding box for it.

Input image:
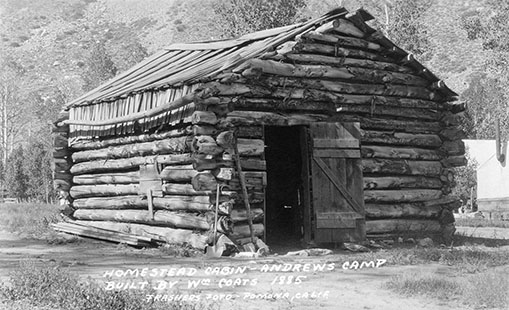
[464,140,509,220]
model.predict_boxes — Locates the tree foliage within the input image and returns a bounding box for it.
[213,0,307,38]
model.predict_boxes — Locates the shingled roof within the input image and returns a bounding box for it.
[66,7,455,109]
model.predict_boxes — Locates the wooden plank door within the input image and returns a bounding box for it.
[310,122,365,243]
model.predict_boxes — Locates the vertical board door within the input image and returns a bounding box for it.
[310,122,365,243]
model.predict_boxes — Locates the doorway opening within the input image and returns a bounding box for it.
[264,126,308,248]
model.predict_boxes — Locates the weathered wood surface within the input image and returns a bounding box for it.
[245,59,428,86]
[223,110,328,126]
[222,77,439,101]
[294,42,390,62]
[70,184,139,199]
[70,154,193,175]
[160,165,198,182]
[72,195,232,214]
[364,176,443,190]
[231,208,264,223]
[191,111,218,125]
[193,154,266,171]
[191,172,218,191]
[441,155,467,168]
[364,189,443,203]
[73,220,209,249]
[362,159,443,176]
[361,131,442,148]
[302,32,383,52]
[366,219,440,234]
[72,137,189,163]
[336,115,442,134]
[72,209,227,232]
[284,53,414,74]
[73,171,139,185]
[161,183,208,196]
[70,127,192,151]
[316,18,365,38]
[231,223,265,239]
[440,140,466,156]
[365,197,461,219]
[361,145,441,160]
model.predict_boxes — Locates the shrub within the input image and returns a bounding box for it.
[385,272,462,300]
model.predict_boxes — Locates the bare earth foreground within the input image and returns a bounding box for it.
[0,230,503,310]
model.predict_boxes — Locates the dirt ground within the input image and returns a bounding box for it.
[0,230,504,310]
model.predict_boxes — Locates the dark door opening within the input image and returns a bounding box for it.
[264,126,307,247]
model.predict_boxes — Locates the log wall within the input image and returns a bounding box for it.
[54,15,465,246]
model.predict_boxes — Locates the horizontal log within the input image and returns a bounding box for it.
[191,172,217,191]
[192,125,218,136]
[284,53,413,74]
[364,189,443,203]
[53,134,68,148]
[234,97,335,113]
[362,131,442,148]
[231,223,265,239]
[72,220,209,249]
[364,176,442,190]
[256,76,440,101]
[162,183,208,196]
[70,153,193,175]
[245,59,428,86]
[362,159,443,176]
[441,155,467,168]
[365,197,461,219]
[440,140,465,156]
[223,110,328,126]
[337,104,440,121]
[366,219,440,234]
[70,184,139,199]
[439,127,466,141]
[70,127,192,151]
[193,154,266,171]
[191,111,218,125]
[361,145,441,160]
[72,137,190,163]
[72,209,220,231]
[335,115,442,134]
[303,31,382,51]
[231,208,264,223]
[316,17,364,38]
[294,42,390,62]
[160,165,198,182]
[72,195,233,215]
[73,171,139,185]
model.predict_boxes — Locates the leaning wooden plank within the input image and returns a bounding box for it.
[63,221,160,243]
[53,222,147,242]
[72,137,190,163]
[73,220,209,249]
[365,219,440,234]
[70,153,193,175]
[51,223,143,246]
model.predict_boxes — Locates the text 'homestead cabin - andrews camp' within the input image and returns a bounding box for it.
[52,8,466,249]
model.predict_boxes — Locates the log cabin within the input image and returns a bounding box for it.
[52,8,466,249]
